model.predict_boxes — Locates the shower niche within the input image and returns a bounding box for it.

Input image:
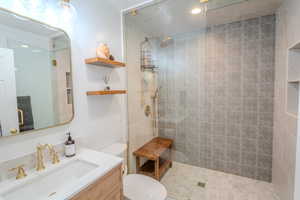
[287,42,300,117]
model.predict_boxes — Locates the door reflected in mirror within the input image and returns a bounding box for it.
[0,9,73,137]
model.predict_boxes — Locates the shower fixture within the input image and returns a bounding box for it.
[151,86,161,137]
[152,86,161,100]
[160,37,174,48]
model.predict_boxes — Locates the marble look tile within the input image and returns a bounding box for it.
[162,162,279,200]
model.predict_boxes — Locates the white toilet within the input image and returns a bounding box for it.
[102,143,167,200]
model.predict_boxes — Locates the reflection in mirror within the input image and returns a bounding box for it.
[0,9,73,137]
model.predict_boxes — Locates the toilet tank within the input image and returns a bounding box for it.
[102,143,128,175]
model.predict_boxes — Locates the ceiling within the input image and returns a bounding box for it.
[0,9,62,38]
[109,0,154,11]
[125,0,283,38]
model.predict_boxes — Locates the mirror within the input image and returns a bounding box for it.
[0,9,74,137]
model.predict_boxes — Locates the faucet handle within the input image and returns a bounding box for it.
[52,151,60,164]
[9,165,27,180]
[37,143,46,150]
[46,144,60,164]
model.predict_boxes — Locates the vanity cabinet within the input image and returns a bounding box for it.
[71,164,123,200]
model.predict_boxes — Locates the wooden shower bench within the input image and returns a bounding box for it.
[133,137,173,180]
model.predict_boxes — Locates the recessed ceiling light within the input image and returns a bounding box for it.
[191,8,202,15]
[21,44,29,48]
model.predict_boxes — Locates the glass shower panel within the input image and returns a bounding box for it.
[157,32,207,165]
[125,0,275,199]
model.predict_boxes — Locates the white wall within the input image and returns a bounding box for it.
[0,0,129,163]
[273,0,300,199]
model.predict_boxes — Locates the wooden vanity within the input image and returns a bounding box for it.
[71,164,123,200]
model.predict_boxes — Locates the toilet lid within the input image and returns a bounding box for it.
[124,174,167,200]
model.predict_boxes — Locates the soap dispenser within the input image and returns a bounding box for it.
[65,132,76,157]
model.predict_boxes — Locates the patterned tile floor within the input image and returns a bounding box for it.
[161,162,280,200]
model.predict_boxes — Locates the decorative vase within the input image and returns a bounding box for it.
[96,43,110,59]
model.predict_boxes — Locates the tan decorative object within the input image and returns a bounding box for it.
[96,43,110,59]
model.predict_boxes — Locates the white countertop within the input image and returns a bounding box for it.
[0,148,123,200]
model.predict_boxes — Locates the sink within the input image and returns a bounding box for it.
[1,159,98,200]
[0,148,123,200]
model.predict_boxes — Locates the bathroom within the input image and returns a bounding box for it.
[0,0,298,199]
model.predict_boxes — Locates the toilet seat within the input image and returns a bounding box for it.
[124,174,167,200]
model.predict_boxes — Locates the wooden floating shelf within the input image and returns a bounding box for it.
[86,90,127,96]
[85,57,126,68]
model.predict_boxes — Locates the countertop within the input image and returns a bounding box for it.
[0,148,123,200]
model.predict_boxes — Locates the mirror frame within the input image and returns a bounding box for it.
[0,7,75,137]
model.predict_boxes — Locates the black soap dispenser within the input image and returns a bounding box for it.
[65,132,76,157]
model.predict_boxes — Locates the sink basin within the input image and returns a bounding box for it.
[0,148,123,200]
[1,159,98,200]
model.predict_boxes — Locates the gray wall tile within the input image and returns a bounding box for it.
[158,15,275,182]
[241,165,256,179]
[242,152,257,166]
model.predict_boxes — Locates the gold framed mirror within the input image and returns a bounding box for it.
[0,8,74,137]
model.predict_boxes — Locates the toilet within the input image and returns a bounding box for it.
[102,143,167,200]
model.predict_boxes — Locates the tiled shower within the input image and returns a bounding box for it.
[157,15,275,182]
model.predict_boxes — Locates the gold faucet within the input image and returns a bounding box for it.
[10,165,27,180]
[36,144,46,171]
[46,144,60,164]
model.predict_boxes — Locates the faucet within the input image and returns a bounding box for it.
[36,144,60,171]
[36,144,46,171]
[46,144,60,164]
